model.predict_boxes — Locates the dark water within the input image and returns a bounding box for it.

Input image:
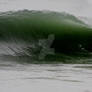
[0,10,92,63]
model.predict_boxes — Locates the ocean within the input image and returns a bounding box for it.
[0,10,92,92]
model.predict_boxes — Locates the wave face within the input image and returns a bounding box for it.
[0,10,92,63]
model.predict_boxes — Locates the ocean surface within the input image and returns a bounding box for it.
[0,60,92,92]
[0,10,92,92]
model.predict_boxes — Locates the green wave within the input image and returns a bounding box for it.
[0,10,92,62]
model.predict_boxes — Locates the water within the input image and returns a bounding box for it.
[0,10,92,57]
[0,10,92,92]
[0,60,92,92]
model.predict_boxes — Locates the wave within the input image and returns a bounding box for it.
[0,10,92,63]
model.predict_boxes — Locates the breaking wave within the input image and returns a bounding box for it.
[0,10,92,63]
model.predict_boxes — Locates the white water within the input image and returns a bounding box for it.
[0,61,92,92]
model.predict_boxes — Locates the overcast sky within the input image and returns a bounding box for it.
[0,0,92,17]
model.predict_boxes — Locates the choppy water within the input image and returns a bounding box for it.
[0,60,92,92]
